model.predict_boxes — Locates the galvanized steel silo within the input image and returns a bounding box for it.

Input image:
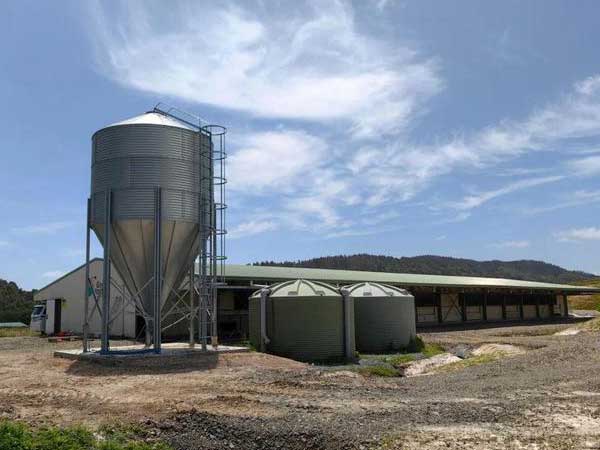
[343,282,415,353]
[249,280,354,362]
[90,111,212,351]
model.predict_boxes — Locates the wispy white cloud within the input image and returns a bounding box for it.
[373,0,396,12]
[489,240,530,249]
[432,211,472,225]
[42,270,66,279]
[555,227,600,242]
[228,220,278,240]
[228,130,327,193]
[524,190,600,215]
[345,75,600,208]
[88,1,441,139]
[448,176,563,211]
[13,222,76,235]
[496,167,552,177]
[567,155,600,176]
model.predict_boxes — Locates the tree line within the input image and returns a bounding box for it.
[253,254,598,284]
[0,279,35,324]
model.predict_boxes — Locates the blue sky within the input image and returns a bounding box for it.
[2,0,600,289]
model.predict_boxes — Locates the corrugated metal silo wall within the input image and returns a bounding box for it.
[266,296,345,362]
[92,124,208,222]
[354,297,416,353]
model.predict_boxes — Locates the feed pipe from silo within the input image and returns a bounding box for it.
[260,288,271,352]
[340,288,356,362]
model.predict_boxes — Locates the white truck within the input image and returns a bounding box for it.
[29,299,62,335]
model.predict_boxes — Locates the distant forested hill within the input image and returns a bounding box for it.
[0,279,34,324]
[254,254,598,284]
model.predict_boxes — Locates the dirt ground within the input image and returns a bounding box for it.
[3,321,600,450]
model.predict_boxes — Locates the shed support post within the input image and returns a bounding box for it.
[101,190,112,354]
[563,294,569,318]
[482,290,488,322]
[535,293,540,319]
[436,291,443,324]
[460,292,467,322]
[501,293,507,321]
[413,288,419,326]
[83,198,91,353]
[519,293,524,320]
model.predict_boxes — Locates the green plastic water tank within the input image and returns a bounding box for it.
[249,279,353,362]
[344,282,415,353]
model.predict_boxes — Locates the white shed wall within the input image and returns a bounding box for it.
[34,260,136,338]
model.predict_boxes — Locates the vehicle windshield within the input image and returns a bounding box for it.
[32,305,45,316]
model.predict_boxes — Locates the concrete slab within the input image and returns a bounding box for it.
[54,342,249,362]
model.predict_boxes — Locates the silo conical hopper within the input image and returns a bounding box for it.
[90,111,212,352]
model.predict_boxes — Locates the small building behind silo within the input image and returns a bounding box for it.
[344,282,415,353]
[249,279,354,362]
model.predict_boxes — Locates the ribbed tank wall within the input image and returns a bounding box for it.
[348,283,416,353]
[266,296,345,362]
[354,297,415,353]
[248,281,347,363]
[91,124,210,223]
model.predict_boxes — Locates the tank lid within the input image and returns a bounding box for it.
[268,279,341,298]
[103,112,198,131]
[343,282,412,298]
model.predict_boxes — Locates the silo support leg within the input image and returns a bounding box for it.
[83,198,91,353]
[189,267,195,348]
[153,188,162,354]
[101,190,112,354]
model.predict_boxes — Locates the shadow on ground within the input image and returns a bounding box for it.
[64,352,220,376]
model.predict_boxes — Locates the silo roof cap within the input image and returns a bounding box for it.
[343,282,412,298]
[104,112,198,131]
[269,279,341,298]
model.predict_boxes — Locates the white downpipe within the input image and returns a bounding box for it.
[260,288,271,352]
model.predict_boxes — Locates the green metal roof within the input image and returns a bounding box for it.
[222,264,600,294]
[36,260,600,296]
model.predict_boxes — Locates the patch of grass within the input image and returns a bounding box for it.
[0,420,32,450]
[0,420,171,450]
[404,336,445,357]
[358,365,400,377]
[422,343,445,358]
[0,327,34,338]
[384,354,416,366]
[33,426,95,450]
[435,354,500,373]
[405,336,425,353]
